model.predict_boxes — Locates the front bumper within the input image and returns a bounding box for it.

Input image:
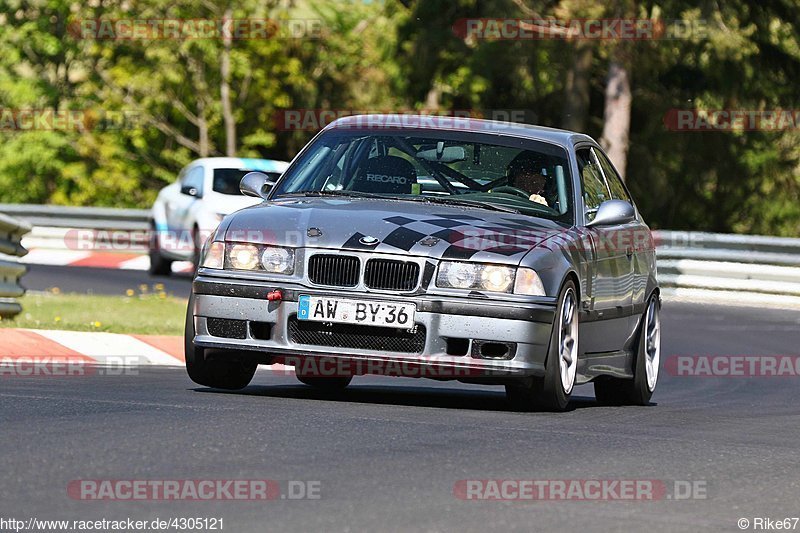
[191,274,557,378]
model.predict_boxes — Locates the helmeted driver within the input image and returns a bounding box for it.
[505,151,549,206]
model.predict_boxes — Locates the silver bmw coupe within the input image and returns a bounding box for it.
[185,115,661,411]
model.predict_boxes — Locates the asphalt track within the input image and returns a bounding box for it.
[23,264,193,297]
[3,265,800,532]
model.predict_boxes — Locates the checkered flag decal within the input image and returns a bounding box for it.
[370,213,546,261]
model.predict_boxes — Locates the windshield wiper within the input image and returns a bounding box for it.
[278,190,417,203]
[416,195,521,214]
[278,190,388,199]
[278,190,521,214]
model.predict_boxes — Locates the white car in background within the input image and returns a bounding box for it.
[149,157,289,275]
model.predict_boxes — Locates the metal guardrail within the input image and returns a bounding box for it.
[22,226,148,251]
[654,230,800,301]
[0,212,32,318]
[0,203,149,231]
[4,204,800,305]
[655,230,800,265]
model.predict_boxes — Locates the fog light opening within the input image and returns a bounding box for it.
[481,343,509,358]
[445,338,470,356]
[250,321,274,340]
[473,341,517,360]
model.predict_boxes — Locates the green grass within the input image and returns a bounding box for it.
[0,291,188,335]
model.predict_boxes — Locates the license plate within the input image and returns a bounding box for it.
[297,295,416,328]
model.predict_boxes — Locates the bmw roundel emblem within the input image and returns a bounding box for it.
[359,235,380,246]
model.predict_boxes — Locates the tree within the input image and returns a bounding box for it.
[1,0,798,237]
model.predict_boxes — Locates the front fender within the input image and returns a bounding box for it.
[519,227,592,304]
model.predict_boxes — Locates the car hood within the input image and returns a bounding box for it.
[223,198,565,265]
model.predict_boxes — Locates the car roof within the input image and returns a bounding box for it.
[190,157,290,172]
[324,114,596,147]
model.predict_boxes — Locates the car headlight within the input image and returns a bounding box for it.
[436,262,546,296]
[440,262,480,289]
[261,246,295,274]
[228,244,260,270]
[436,262,515,293]
[201,243,296,273]
[513,268,546,296]
[201,241,225,269]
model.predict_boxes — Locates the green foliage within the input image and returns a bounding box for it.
[0,0,798,235]
[396,0,800,236]
[0,0,402,207]
[626,0,800,234]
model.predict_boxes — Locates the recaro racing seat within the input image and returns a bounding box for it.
[350,155,418,195]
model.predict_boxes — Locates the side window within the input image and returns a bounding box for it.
[593,148,631,203]
[181,166,205,196]
[576,148,609,220]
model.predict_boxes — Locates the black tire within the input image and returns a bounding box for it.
[184,296,256,390]
[295,369,352,391]
[593,379,626,406]
[148,221,173,276]
[594,295,661,406]
[505,376,544,412]
[506,280,578,412]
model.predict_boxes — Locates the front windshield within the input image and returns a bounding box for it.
[271,130,574,222]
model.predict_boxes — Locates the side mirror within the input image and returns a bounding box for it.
[180,184,201,198]
[240,172,276,199]
[586,199,635,227]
